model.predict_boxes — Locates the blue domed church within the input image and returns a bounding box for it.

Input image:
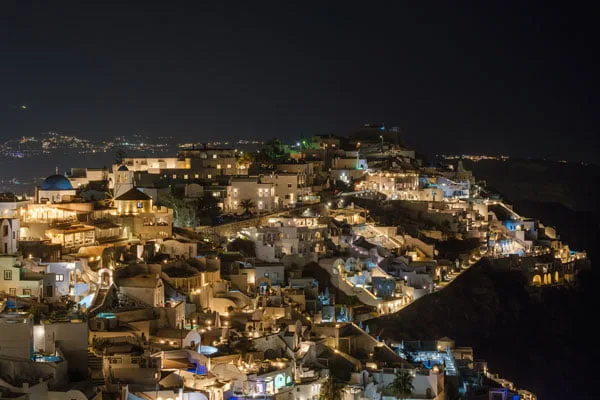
[36,174,77,204]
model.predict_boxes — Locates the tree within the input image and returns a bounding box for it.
[158,192,197,227]
[236,152,253,171]
[115,148,127,165]
[390,369,414,400]
[239,198,255,215]
[319,377,344,400]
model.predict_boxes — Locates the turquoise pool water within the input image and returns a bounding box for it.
[97,312,117,319]
[35,354,62,363]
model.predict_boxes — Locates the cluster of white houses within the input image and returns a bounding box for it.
[0,130,558,400]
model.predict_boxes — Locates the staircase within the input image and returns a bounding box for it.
[88,350,104,386]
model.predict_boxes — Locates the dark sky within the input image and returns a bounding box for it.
[1,2,597,161]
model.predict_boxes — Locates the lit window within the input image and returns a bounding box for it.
[207,174,212,179]
[173,174,177,179]
[137,202,143,208]
[213,154,217,159]
[184,174,189,179]
[56,274,64,282]
[195,174,199,178]
[227,164,232,169]
[216,164,221,169]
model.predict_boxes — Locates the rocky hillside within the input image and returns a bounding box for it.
[368,260,593,399]
[370,158,598,399]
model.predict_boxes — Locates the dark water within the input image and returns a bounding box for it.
[0,150,166,194]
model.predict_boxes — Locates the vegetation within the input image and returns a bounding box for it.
[239,198,255,215]
[115,148,127,165]
[236,152,253,170]
[158,192,197,227]
[319,377,345,400]
[389,369,414,400]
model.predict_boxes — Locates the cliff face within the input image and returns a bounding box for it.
[370,159,597,400]
[369,260,594,400]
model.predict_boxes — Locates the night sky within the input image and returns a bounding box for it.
[1,2,597,161]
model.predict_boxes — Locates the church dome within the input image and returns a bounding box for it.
[117,165,129,171]
[41,175,73,190]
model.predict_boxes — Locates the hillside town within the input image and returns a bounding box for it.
[0,125,587,400]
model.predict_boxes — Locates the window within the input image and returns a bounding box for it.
[137,202,143,208]
[173,174,177,179]
[207,174,212,179]
[56,274,64,282]
[212,154,217,159]
[194,174,199,179]
[227,164,232,169]
[3,270,12,280]
[9,288,16,295]
[23,289,31,296]
[184,174,189,179]
[287,184,292,188]
[2,226,8,237]
[216,164,222,169]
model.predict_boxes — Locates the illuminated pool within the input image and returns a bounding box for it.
[96,312,117,319]
[34,354,62,363]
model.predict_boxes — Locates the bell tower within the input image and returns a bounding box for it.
[114,165,134,198]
